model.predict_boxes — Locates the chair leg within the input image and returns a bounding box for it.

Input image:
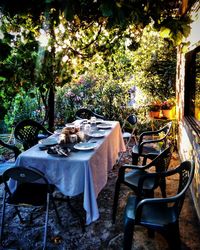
[66,196,85,233]
[0,191,24,245]
[131,152,139,165]
[123,219,135,250]
[50,196,62,225]
[132,134,138,145]
[164,223,181,250]
[0,191,7,244]
[112,179,121,224]
[13,206,24,223]
[160,178,167,198]
[54,196,85,232]
[117,152,124,165]
[43,194,50,250]
[147,228,155,238]
[125,137,131,148]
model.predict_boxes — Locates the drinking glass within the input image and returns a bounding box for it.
[90,116,97,131]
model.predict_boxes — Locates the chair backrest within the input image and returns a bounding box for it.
[14,119,50,150]
[126,114,137,126]
[174,161,194,214]
[139,121,172,149]
[75,108,105,120]
[156,161,194,216]
[137,146,173,193]
[0,139,21,160]
[136,160,194,220]
[160,122,172,150]
[161,121,172,134]
[122,114,137,132]
[2,166,50,192]
[147,145,173,173]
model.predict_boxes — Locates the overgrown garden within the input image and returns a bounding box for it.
[0,0,193,134]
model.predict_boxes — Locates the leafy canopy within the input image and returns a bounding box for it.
[0,0,196,45]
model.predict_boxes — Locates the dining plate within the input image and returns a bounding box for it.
[88,119,104,124]
[88,130,106,138]
[97,123,112,129]
[39,137,58,147]
[54,129,62,135]
[74,142,96,151]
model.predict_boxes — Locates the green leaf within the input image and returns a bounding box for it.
[181,25,191,38]
[0,76,6,81]
[181,44,189,53]
[160,27,171,38]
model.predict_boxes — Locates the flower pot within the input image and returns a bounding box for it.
[195,107,200,121]
[162,107,176,119]
[149,111,160,118]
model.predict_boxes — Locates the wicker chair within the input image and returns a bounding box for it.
[14,119,52,150]
[75,108,105,120]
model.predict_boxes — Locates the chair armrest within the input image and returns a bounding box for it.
[138,130,163,143]
[137,172,160,196]
[137,162,178,192]
[142,153,159,164]
[120,164,150,171]
[118,164,151,181]
[138,122,172,145]
[0,139,21,160]
[138,138,164,155]
[135,194,177,223]
[43,129,53,136]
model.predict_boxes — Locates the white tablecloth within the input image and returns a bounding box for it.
[15,121,126,224]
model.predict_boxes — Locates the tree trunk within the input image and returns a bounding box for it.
[48,86,55,131]
[47,7,56,131]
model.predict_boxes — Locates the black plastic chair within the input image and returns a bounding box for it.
[0,139,21,184]
[123,160,194,250]
[0,166,61,250]
[14,119,52,150]
[112,146,172,223]
[132,121,172,165]
[121,114,138,148]
[75,108,105,120]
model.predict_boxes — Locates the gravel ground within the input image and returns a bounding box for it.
[0,148,199,250]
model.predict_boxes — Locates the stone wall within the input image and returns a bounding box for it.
[176,3,200,220]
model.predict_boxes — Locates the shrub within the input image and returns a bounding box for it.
[161,99,176,110]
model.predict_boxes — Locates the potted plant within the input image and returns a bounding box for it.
[161,99,176,119]
[148,101,161,118]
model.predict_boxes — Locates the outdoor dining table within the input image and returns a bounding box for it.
[14,120,126,225]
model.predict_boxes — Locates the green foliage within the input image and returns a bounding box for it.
[0,4,179,131]
[100,80,130,120]
[4,90,45,130]
[55,74,133,125]
[158,15,192,46]
[129,25,176,101]
[0,0,195,46]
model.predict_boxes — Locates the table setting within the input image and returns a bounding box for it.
[14,118,125,225]
[39,117,114,157]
